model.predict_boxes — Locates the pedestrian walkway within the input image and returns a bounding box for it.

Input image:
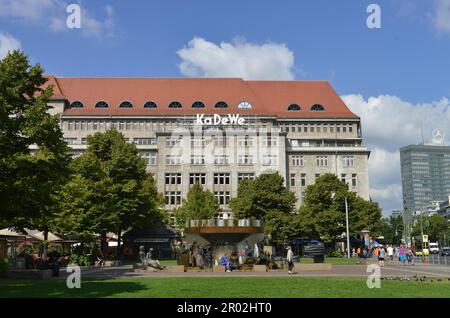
[55,262,450,279]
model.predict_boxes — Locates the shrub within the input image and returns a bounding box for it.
[327,250,343,258]
[0,258,9,277]
[69,254,93,266]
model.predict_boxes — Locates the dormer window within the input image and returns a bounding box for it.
[70,101,84,108]
[311,104,325,111]
[143,101,157,108]
[119,101,133,108]
[287,104,301,111]
[168,101,183,108]
[191,101,205,108]
[215,101,228,109]
[237,101,252,109]
[95,101,109,108]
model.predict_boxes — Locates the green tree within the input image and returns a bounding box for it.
[55,130,164,258]
[298,173,382,247]
[230,173,297,242]
[174,183,220,228]
[378,215,403,244]
[411,214,449,243]
[230,173,296,219]
[0,51,70,258]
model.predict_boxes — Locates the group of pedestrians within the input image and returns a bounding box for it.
[373,244,415,266]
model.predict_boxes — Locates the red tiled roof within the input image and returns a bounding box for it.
[46,76,358,119]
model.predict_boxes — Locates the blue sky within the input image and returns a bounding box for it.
[1,0,450,215]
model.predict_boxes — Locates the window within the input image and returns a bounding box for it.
[262,155,278,165]
[165,191,181,206]
[341,173,346,184]
[166,155,181,165]
[64,137,77,144]
[70,101,84,108]
[316,155,328,167]
[133,138,156,145]
[141,152,157,165]
[119,101,133,108]
[144,101,157,108]
[315,173,320,181]
[165,173,182,185]
[287,104,301,111]
[262,136,277,147]
[189,173,206,185]
[238,135,253,147]
[214,173,230,185]
[214,155,230,165]
[238,173,255,182]
[301,173,306,187]
[238,155,254,165]
[349,126,353,133]
[237,101,252,109]
[292,155,304,166]
[95,101,109,108]
[303,125,308,133]
[81,137,87,145]
[290,173,296,187]
[310,104,325,111]
[342,156,354,167]
[191,101,205,108]
[214,191,230,205]
[166,137,181,147]
[214,101,228,108]
[168,101,183,108]
[191,155,205,165]
[351,174,358,187]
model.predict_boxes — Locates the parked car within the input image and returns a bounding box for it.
[429,242,439,254]
[441,247,450,256]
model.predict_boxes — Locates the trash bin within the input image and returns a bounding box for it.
[51,264,60,277]
[313,255,325,263]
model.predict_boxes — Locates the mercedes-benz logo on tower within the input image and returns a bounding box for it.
[431,128,445,145]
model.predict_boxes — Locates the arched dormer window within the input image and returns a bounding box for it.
[237,101,252,109]
[168,101,183,108]
[214,101,228,109]
[143,101,157,108]
[95,101,109,108]
[310,104,325,111]
[119,101,133,108]
[70,101,84,108]
[287,104,301,111]
[191,101,205,108]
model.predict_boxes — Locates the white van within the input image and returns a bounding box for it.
[429,242,439,254]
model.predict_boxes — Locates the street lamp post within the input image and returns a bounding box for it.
[345,197,350,259]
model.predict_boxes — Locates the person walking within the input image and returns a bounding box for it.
[286,246,294,274]
[378,245,386,267]
[387,245,394,261]
[399,245,406,265]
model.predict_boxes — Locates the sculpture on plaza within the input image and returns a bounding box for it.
[138,245,166,270]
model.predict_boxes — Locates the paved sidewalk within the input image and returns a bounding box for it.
[60,262,450,279]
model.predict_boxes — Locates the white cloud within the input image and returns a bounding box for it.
[177,37,295,80]
[0,32,21,59]
[434,0,450,33]
[0,0,115,38]
[342,94,450,214]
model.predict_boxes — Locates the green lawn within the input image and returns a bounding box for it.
[301,257,360,265]
[1,277,449,298]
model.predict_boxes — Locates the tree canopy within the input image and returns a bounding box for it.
[230,172,296,219]
[54,130,164,256]
[0,51,70,258]
[173,183,220,228]
[298,173,382,245]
